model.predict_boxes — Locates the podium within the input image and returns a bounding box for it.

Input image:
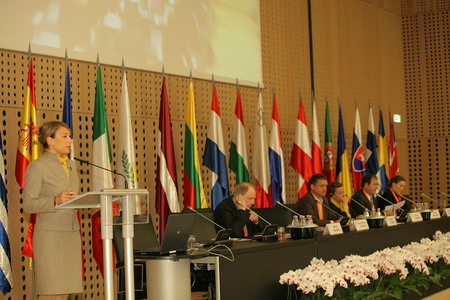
[57,189,149,300]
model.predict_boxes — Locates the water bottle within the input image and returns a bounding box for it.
[364,209,370,218]
[291,215,300,226]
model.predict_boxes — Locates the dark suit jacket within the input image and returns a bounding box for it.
[294,192,339,226]
[350,189,375,217]
[213,197,262,238]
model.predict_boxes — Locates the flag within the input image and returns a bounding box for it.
[311,99,323,174]
[91,66,114,277]
[351,106,366,191]
[269,93,286,205]
[117,71,141,213]
[62,63,85,279]
[364,106,380,185]
[290,97,313,199]
[156,77,180,240]
[16,59,39,258]
[335,105,352,196]
[63,65,75,160]
[0,129,13,294]
[378,109,389,191]
[183,80,207,209]
[229,89,250,184]
[251,90,270,208]
[203,85,229,209]
[389,112,399,177]
[323,101,335,183]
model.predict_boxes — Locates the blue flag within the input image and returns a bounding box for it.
[365,106,380,186]
[0,129,13,294]
[63,65,74,159]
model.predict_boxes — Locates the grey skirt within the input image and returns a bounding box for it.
[33,229,83,294]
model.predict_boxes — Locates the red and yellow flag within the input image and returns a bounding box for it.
[16,59,39,257]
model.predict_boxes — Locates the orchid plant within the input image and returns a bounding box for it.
[280,231,450,299]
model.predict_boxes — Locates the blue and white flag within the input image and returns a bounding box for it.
[364,106,381,186]
[203,85,229,208]
[0,129,13,294]
[63,65,74,159]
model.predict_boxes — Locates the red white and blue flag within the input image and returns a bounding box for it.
[311,98,323,175]
[203,85,229,209]
[389,112,399,177]
[364,106,380,184]
[351,105,366,191]
[269,93,286,205]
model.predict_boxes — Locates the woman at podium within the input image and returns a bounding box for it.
[23,121,83,299]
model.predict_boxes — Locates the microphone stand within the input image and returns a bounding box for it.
[74,157,128,189]
[377,193,405,213]
[236,200,271,225]
[398,194,415,206]
[421,193,446,208]
[346,194,373,214]
[317,198,346,219]
[186,206,226,230]
[275,201,302,217]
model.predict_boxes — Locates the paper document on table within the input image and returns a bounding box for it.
[385,200,405,211]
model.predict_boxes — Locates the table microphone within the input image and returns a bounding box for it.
[316,196,346,219]
[377,194,405,212]
[236,200,271,225]
[74,157,128,189]
[421,193,445,208]
[398,194,415,206]
[275,201,302,217]
[186,206,226,230]
[345,194,372,211]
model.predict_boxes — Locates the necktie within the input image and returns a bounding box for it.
[243,225,248,237]
[316,202,324,220]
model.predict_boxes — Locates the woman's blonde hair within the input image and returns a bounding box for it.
[38,121,70,149]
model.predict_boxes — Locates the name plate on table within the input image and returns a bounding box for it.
[443,208,450,217]
[323,223,343,235]
[430,209,441,219]
[350,219,370,231]
[407,211,423,223]
[384,215,398,227]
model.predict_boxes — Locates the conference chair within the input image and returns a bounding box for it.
[252,204,294,228]
[112,214,158,300]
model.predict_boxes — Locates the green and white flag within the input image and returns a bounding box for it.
[92,66,113,190]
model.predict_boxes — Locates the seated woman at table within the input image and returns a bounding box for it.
[328,181,356,219]
[379,175,410,215]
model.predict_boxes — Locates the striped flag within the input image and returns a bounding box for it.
[229,89,250,184]
[252,90,270,208]
[62,62,85,279]
[156,77,180,240]
[290,97,313,199]
[91,66,114,277]
[203,84,229,209]
[183,80,207,209]
[389,112,399,177]
[63,65,75,160]
[16,59,39,258]
[269,93,286,205]
[351,105,366,191]
[116,71,141,214]
[378,109,389,191]
[364,106,380,185]
[336,104,353,196]
[311,99,323,174]
[323,100,335,183]
[0,129,13,294]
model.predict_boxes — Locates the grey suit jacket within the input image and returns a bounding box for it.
[23,151,80,232]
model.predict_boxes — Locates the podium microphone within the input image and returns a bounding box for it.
[74,157,128,189]
[421,193,445,208]
[236,200,271,225]
[275,201,302,217]
[186,206,226,230]
[377,194,405,212]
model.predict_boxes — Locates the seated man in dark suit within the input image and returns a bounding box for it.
[213,182,262,238]
[350,173,379,217]
[294,174,341,226]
